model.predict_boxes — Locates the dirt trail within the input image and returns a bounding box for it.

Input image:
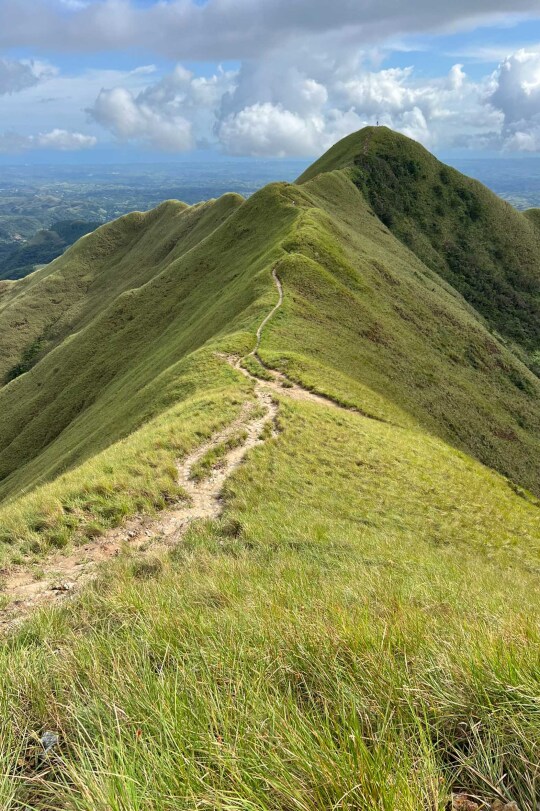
[245,267,356,412]
[0,267,340,631]
[254,268,283,352]
[0,392,277,631]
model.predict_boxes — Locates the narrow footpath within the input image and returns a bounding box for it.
[0,268,346,632]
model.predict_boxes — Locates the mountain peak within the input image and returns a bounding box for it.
[298,127,540,365]
[297,125,423,184]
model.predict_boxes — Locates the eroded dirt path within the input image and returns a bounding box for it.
[0,388,278,631]
[0,266,341,631]
[255,268,283,351]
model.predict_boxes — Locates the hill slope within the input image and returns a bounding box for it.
[299,127,540,370]
[0,128,539,810]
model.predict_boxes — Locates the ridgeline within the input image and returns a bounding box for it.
[0,128,538,811]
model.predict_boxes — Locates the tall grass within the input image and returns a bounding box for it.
[0,349,252,564]
[1,393,539,809]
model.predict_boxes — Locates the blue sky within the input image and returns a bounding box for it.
[0,1,540,162]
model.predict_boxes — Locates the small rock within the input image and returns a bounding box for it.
[40,731,59,753]
[452,794,480,811]
[492,802,519,811]
[127,530,137,539]
[51,582,74,592]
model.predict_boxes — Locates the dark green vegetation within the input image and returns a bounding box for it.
[0,220,101,282]
[0,129,539,809]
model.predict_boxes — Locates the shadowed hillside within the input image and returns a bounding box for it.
[0,220,101,282]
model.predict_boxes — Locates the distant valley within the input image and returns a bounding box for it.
[1,156,540,281]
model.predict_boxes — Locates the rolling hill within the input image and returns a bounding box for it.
[0,128,539,811]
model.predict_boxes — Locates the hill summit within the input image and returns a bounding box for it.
[0,128,539,809]
[300,126,540,364]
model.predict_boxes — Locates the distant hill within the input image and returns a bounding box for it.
[0,219,100,281]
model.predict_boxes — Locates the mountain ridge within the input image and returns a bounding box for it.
[0,128,538,509]
[299,126,540,369]
[0,127,540,810]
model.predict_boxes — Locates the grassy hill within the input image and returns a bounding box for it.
[299,127,540,371]
[0,128,539,810]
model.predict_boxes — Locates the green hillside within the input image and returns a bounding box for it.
[299,127,540,370]
[0,128,539,810]
[0,133,538,506]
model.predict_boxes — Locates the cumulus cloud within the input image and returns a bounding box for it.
[90,86,193,150]
[490,48,540,150]
[1,2,540,158]
[35,128,97,149]
[6,27,536,159]
[0,0,538,59]
[211,50,501,155]
[85,49,531,157]
[0,57,56,95]
[88,64,235,150]
[0,128,96,152]
[218,103,325,157]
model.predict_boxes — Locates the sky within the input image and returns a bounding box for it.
[1,0,540,162]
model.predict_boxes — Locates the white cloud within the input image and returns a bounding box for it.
[82,47,537,157]
[490,48,540,150]
[0,128,96,152]
[35,128,97,149]
[2,34,539,159]
[88,63,235,150]
[0,64,168,148]
[218,102,325,157]
[448,63,466,90]
[90,86,193,150]
[337,67,419,116]
[212,50,502,155]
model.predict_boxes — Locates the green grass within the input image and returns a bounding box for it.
[299,127,540,365]
[0,137,538,509]
[0,187,295,501]
[0,392,539,809]
[260,171,540,497]
[0,350,252,564]
[240,354,275,381]
[189,429,249,482]
[0,127,539,809]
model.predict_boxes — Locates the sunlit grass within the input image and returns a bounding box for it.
[0,354,252,564]
[189,429,249,483]
[1,393,539,809]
